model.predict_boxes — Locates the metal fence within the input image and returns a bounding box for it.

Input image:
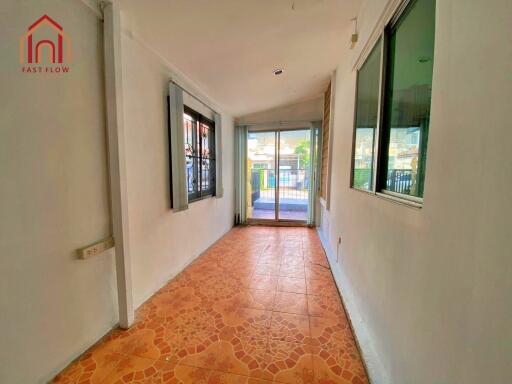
[250,169,309,202]
[353,168,414,195]
[386,169,413,195]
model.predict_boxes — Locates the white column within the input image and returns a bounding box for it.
[103,0,134,329]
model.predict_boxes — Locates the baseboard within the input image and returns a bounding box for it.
[317,228,390,384]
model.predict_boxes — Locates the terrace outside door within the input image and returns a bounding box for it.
[246,128,311,223]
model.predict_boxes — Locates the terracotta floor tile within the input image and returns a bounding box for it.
[234,336,269,374]
[161,307,222,358]
[103,327,163,360]
[305,266,332,282]
[308,316,349,347]
[171,364,212,383]
[237,289,276,310]
[280,249,303,259]
[221,264,256,277]
[208,371,273,384]
[180,340,249,376]
[305,257,330,269]
[106,358,208,384]
[52,350,123,384]
[303,250,327,262]
[248,275,278,291]
[194,277,242,300]
[258,249,282,264]
[307,295,345,319]
[213,305,272,339]
[259,254,282,264]
[273,292,308,316]
[151,286,204,318]
[278,265,305,278]
[103,356,164,383]
[270,312,310,345]
[312,345,368,384]
[262,245,284,253]
[255,340,314,384]
[254,263,281,276]
[277,277,307,294]
[280,257,304,267]
[306,278,339,297]
[53,227,367,384]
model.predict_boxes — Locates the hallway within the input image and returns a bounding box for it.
[54,226,368,384]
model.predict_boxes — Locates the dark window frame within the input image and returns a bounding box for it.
[350,0,434,207]
[183,105,216,203]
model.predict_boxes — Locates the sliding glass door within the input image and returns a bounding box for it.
[247,131,277,220]
[247,128,311,223]
[278,129,310,221]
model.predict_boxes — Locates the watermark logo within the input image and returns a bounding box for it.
[20,14,72,74]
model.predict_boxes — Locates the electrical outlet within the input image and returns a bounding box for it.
[77,237,115,259]
[336,236,342,262]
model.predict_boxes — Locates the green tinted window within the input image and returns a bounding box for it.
[352,39,382,191]
[381,0,436,198]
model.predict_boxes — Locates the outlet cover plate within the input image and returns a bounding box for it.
[77,237,115,259]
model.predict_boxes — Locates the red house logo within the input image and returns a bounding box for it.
[20,15,72,66]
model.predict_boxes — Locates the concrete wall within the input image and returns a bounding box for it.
[120,29,235,308]
[0,1,117,383]
[319,0,512,383]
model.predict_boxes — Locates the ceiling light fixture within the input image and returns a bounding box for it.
[350,17,358,49]
[273,68,284,76]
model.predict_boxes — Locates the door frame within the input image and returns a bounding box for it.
[246,127,311,225]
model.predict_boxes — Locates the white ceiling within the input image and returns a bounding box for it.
[119,0,361,117]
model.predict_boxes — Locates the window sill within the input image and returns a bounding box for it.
[188,194,214,204]
[350,186,374,195]
[376,191,423,209]
[350,187,423,209]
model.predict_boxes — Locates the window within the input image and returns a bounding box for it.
[351,39,382,191]
[183,106,216,201]
[380,0,435,199]
[351,0,435,204]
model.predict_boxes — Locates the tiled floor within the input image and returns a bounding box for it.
[53,226,369,384]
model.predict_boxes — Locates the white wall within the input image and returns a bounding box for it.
[320,0,512,383]
[0,1,118,383]
[120,30,235,308]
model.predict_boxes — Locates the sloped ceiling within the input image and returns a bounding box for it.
[119,0,361,117]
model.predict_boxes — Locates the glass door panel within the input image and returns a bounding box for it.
[278,129,310,221]
[247,131,276,220]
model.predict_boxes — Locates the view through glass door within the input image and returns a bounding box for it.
[247,128,311,222]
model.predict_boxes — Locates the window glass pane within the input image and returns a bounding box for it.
[247,131,276,220]
[200,122,212,159]
[199,121,214,195]
[184,114,197,195]
[202,158,210,192]
[382,0,435,198]
[183,109,216,200]
[352,39,382,191]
